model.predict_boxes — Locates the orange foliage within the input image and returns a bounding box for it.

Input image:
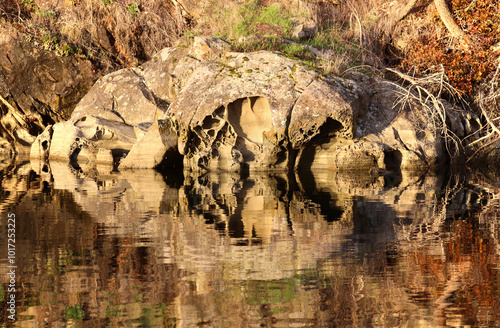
[402,0,500,95]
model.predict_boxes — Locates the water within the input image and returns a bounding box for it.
[1,160,500,327]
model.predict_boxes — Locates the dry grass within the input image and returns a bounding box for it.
[384,62,500,167]
[1,0,187,71]
[466,64,500,161]
[191,0,402,74]
[324,0,392,67]
[0,0,416,74]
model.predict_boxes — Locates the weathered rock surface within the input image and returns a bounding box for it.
[30,125,53,161]
[0,27,94,155]
[120,119,178,169]
[356,78,445,170]
[71,68,167,126]
[29,38,453,174]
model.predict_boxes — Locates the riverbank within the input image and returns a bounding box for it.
[1,0,499,169]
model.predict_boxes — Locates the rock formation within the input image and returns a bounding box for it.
[0,27,95,157]
[29,37,455,175]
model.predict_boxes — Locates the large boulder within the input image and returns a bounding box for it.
[70,68,167,126]
[159,49,369,172]
[30,38,450,174]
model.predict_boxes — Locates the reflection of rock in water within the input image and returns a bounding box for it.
[381,176,500,327]
[0,176,182,324]
[9,161,500,326]
[26,163,373,281]
[179,172,289,243]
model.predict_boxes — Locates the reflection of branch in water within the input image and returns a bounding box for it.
[395,173,500,326]
[470,174,500,257]
[395,174,464,244]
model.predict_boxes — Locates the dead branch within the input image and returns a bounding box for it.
[385,67,464,158]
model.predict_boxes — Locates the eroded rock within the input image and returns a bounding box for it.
[162,50,366,172]
[46,116,138,168]
[356,79,445,171]
[30,125,53,161]
[119,119,179,169]
[71,68,167,126]
[30,38,452,175]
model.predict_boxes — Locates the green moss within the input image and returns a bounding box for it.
[64,305,85,320]
[246,69,253,73]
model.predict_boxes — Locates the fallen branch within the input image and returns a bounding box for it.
[434,0,470,46]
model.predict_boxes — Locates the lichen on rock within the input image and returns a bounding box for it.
[29,37,453,175]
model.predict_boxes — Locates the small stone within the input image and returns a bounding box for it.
[291,17,318,39]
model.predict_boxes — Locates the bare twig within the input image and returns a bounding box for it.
[385,67,464,158]
[466,64,500,158]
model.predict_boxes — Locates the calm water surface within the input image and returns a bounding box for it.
[1,160,500,327]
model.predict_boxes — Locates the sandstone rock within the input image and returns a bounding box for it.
[120,119,179,169]
[289,78,366,150]
[140,47,200,103]
[55,41,372,174]
[73,116,137,149]
[0,26,94,152]
[30,125,53,161]
[46,115,138,167]
[30,38,451,175]
[70,68,167,126]
[356,79,445,171]
[309,140,388,172]
[165,50,347,172]
[47,121,81,162]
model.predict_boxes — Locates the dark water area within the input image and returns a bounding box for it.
[1,160,500,327]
